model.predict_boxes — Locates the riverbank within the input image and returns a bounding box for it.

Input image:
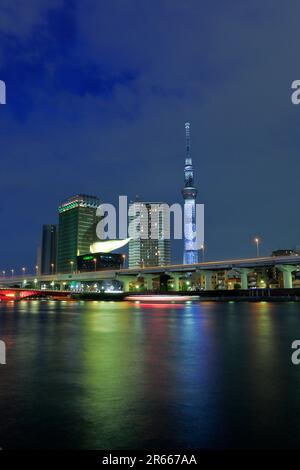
[71,288,300,302]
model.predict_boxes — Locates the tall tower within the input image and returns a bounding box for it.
[182,122,198,264]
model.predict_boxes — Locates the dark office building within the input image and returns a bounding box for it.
[57,194,100,273]
[41,225,57,275]
[77,253,125,272]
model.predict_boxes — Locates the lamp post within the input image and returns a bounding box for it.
[70,261,74,274]
[11,269,14,278]
[2,270,5,278]
[201,243,205,262]
[254,237,261,257]
[35,265,39,276]
[22,267,26,277]
[93,258,97,272]
[51,263,55,275]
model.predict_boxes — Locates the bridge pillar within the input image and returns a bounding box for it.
[15,290,21,300]
[277,265,295,289]
[142,275,153,291]
[193,270,202,290]
[204,271,213,290]
[238,268,251,289]
[170,274,181,291]
[117,276,132,292]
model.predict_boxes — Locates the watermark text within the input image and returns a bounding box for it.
[0,340,6,365]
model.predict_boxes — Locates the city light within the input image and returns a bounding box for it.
[70,260,74,274]
[253,236,261,257]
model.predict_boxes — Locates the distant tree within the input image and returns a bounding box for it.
[234,283,241,290]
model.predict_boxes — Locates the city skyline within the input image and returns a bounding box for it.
[1,116,300,274]
[0,1,300,270]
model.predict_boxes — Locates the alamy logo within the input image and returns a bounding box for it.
[0,340,6,365]
[291,340,300,365]
[96,196,204,249]
[0,80,6,104]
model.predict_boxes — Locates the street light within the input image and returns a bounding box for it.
[11,269,14,278]
[253,237,261,257]
[2,270,5,278]
[51,263,55,275]
[35,265,39,276]
[70,261,74,274]
[201,243,205,262]
[22,267,26,276]
[93,258,97,272]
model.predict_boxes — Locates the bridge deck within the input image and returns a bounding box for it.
[0,255,299,286]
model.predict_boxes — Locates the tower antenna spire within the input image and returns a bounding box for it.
[185,122,191,163]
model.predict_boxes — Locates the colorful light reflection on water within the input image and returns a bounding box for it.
[0,300,299,449]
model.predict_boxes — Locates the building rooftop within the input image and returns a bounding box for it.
[58,194,100,213]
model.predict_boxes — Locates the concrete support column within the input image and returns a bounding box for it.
[238,268,251,289]
[142,275,153,291]
[117,276,132,292]
[277,265,294,289]
[193,270,202,290]
[171,274,181,292]
[283,271,292,289]
[204,271,213,290]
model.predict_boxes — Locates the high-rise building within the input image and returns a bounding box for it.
[57,194,100,273]
[182,122,198,264]
[41,225,57,275]
[128,201,171,268]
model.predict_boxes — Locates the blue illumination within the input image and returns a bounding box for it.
[182,123,198,264]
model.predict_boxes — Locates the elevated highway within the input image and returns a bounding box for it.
[1,255,299,291]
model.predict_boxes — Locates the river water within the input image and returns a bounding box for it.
[0,299,299,449]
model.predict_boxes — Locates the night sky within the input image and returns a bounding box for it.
[0,0,300,272]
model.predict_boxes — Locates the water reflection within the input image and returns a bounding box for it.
[0,300,299,449]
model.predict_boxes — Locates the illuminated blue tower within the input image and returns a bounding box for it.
[182,122,198,264]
